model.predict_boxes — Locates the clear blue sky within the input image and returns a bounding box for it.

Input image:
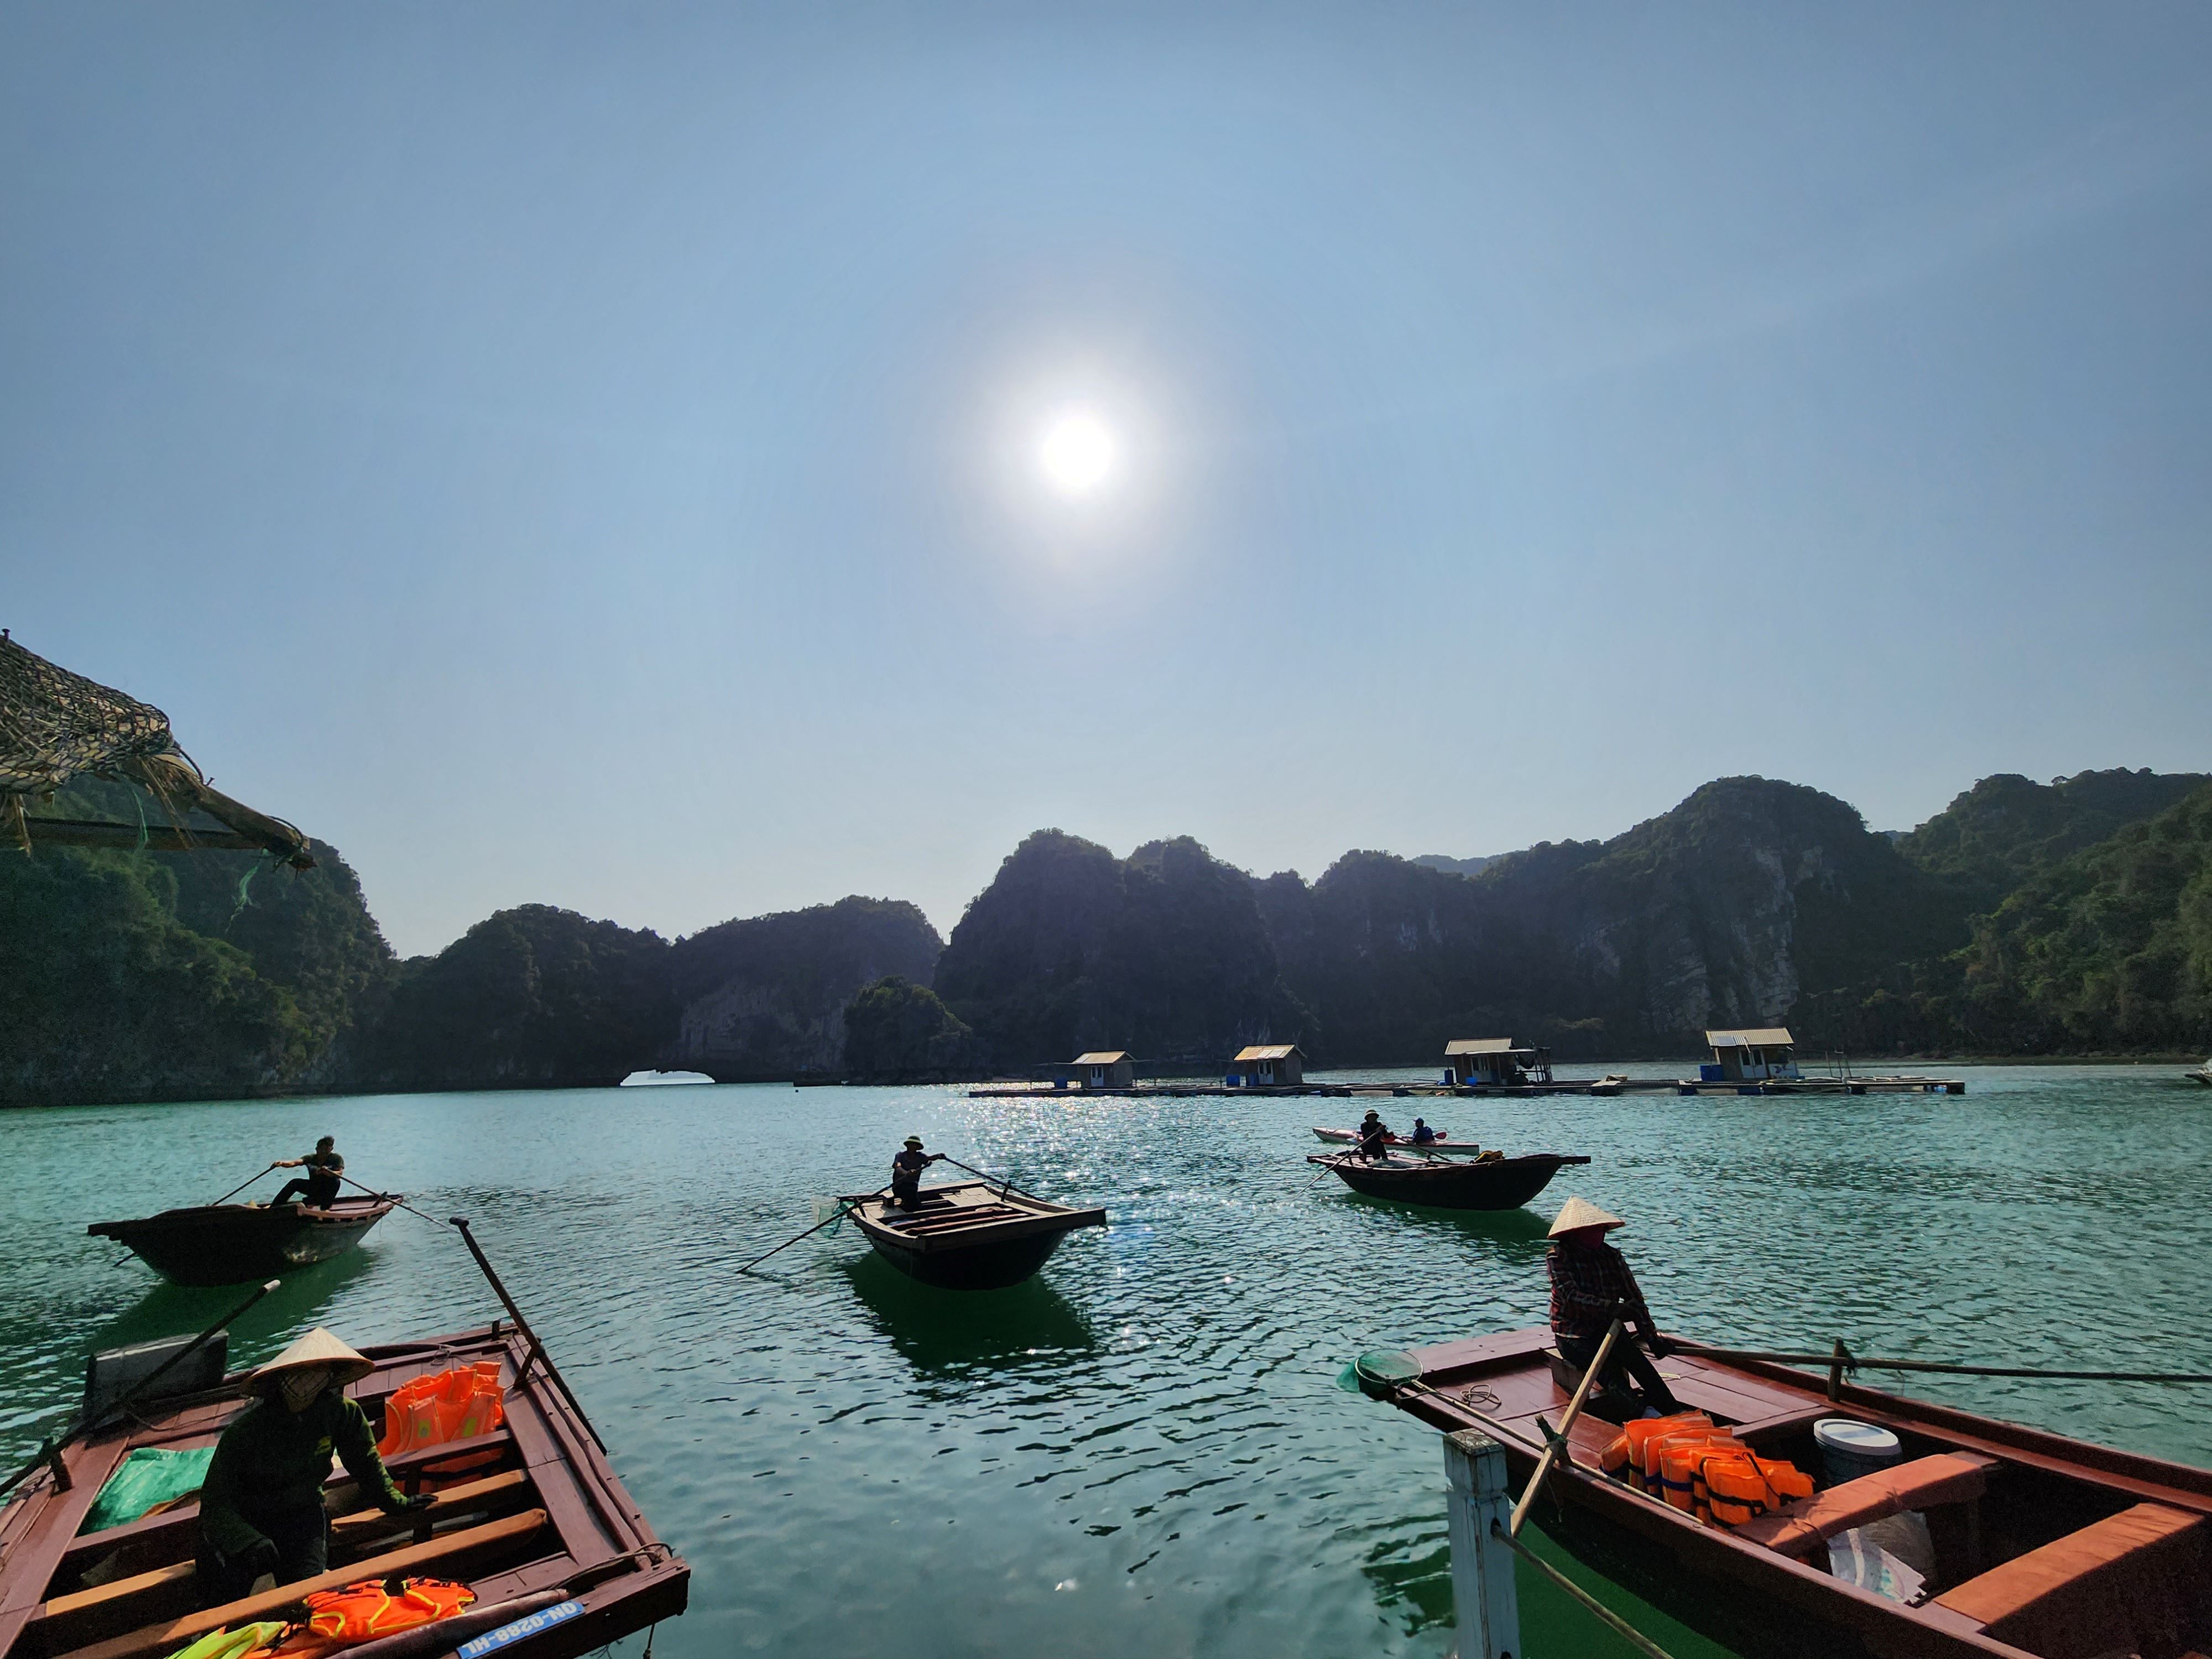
[6,4,2209,957]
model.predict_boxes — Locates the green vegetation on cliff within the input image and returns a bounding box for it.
[357,905,674,1091]
[1898,768,2210,911]
[842,976,975,1080]
[1949,784,2212,1051]
[2,780,394,1104]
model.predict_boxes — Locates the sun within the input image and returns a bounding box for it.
[1037,409,1116,495]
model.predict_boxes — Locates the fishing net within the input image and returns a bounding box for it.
[0,630,184,798]
[0,630,311,864]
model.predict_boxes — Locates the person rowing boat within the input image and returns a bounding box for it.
[890,1136,944,1213]
[1545,1196,1681,1416]
[269,1136,343,1208]
[1357,1110,1391,1162]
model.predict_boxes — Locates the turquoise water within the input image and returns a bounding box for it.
[4,1065,2209,1658]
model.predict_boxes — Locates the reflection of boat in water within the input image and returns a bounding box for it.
[841,1180,1107,1290]
[840,1254,1098,1376]
[0,1319,687,1659]
[1306,1151,1589,1211]
[618,1070,716,1087]
[1311,1126,1483,1154]
[88,1197,399,1286]
[1368,1326,2212,1659]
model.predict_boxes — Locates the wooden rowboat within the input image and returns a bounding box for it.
[0,1321,686,1659]
[1306,1151,1590,1211]
[87,1198,399,1286]
[1368,1326,2212,1659]
[1310,1127,1484,1154]
[840,1180,1106,1291]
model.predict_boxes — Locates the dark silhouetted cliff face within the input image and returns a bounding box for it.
[935,830,1312,1068]
[356,905,675,1091]
[666,896,943,1079]
[1266,779,1973,1061]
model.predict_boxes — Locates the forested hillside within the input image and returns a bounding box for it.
[1,780,392,1105]
[6,766,2207,1104]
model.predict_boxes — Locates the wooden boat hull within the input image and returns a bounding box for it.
[1378,1327,2212,1659]
[0,1323,687,1659]
[86,1198,397,1285]
[842,1181,1107,1291]
[1308,1152,1589,1211]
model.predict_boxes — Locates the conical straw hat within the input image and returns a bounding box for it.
[1548,1196,1626,1238]
[253,1327,374,1386]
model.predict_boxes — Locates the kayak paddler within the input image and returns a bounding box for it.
[194,1328,429,1606]
[890,1136,943,1213]
[1545,1196,1682,1416]
[270,1136,343,1209]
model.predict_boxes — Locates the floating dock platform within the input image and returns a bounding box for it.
[967,1073,1965,1100]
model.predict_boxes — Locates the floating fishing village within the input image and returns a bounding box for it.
[5,634,2212,1659]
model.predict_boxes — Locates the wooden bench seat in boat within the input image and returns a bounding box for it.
[1930,1501,2209,1659]
[1734,1453,2000,1558]
[40,1509,550,1659]
[27,1474,534,1656]
[54,1430,517,1583]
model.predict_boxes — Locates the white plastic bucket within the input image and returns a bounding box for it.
[1814,1418,1902,1486]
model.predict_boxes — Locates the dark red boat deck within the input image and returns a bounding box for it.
[0,1323,686,1659]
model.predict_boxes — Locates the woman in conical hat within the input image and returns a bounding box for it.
[195,1329,427,1608]
[1545,1197,1681,1415]
[1547,1195,1625,1237]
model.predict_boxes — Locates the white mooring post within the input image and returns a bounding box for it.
[1443,1428,1522,1659]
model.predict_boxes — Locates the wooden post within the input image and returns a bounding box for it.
[1443,1430,1521,1659]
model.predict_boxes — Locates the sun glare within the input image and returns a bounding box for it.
[1037,410,1116,495]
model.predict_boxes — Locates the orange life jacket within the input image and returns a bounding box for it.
[277,1578,477,1658]
[375,1364,505,1458]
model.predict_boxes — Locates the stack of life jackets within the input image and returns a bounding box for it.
[273,1578,477,1659]
[161,1580,476,1659]
[1600,1411,1815,1529]
[375,1364,505,1459]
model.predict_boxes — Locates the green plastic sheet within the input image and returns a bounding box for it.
[81,1444,216,1533]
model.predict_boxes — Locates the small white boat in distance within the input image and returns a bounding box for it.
[2188,1059,2212,1087]
[620,1068,717,1087]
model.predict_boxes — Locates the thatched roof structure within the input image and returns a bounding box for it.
[0,629,312,865]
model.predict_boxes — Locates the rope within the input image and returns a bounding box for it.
[1677,1341,2212,1387]
[1490,1521,1678,1659]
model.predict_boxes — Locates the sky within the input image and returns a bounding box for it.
[4,3,2210,957]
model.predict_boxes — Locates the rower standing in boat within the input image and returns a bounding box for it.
[194,1328,430,1606]
[1357,1110,1391,1161]
[270,1136,343,1208]
[890,1136,943,1213]
[1545,1196,1682,1415]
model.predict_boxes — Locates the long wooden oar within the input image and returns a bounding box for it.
[209,1163,279,1205]
[1672,1339,2212,1387]
[736,1188,888,1274]
[1509,1314,1623,1540]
